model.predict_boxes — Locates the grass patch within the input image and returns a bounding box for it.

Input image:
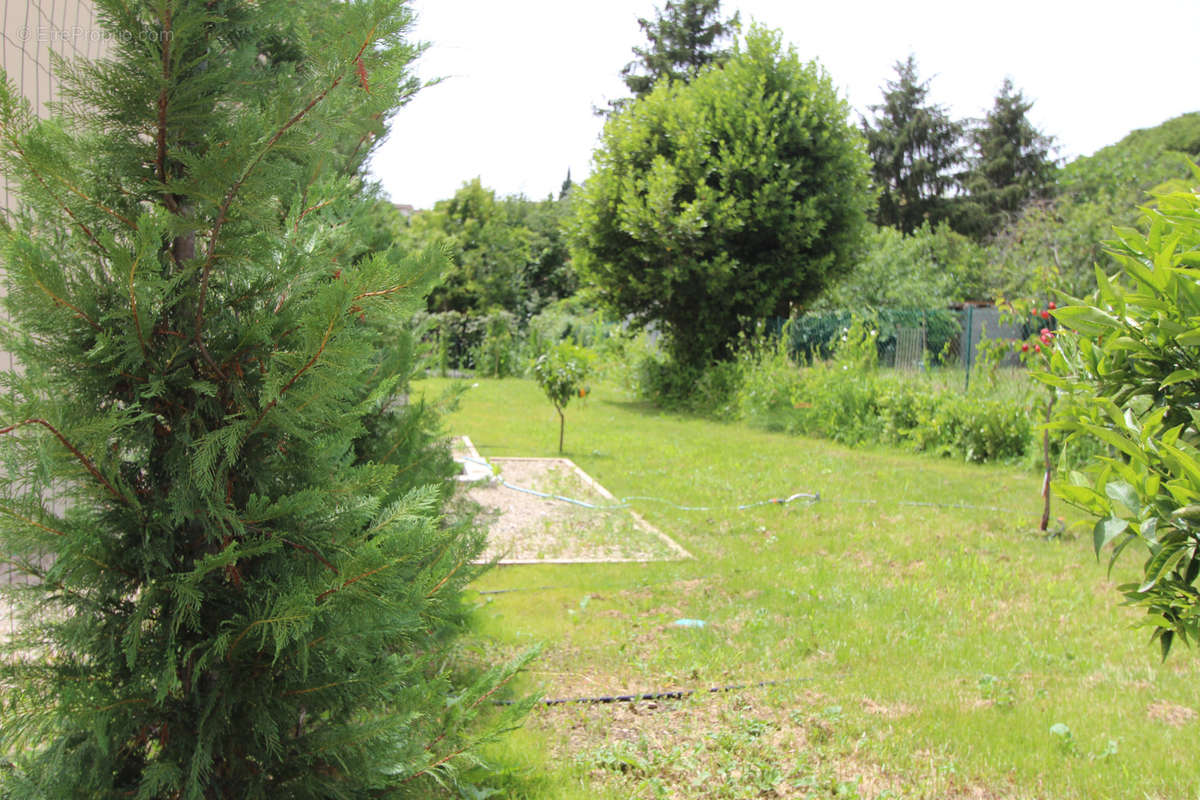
[419,377,1200,799]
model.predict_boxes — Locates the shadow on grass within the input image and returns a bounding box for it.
[603,396,726,425]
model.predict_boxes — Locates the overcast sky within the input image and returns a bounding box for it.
[368,0,1200,210]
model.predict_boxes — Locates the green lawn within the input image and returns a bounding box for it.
[418,377,1200,800]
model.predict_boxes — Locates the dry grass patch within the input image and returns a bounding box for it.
[1146,701,1197,728]
[523,687,1002,799]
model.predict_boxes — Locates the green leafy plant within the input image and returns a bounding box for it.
[1042,174,1200,657]
[532,343,593,453]
[1048,723,1078,756]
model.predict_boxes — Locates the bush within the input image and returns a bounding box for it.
[630,318,1042,465]
[731,333,806,431]
[632,356,730,414]
[784,308,962,366]
[571,24,872,367]
[416,309,522,375]
[474,310,520,378]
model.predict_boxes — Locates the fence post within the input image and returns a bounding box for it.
[921,311,927,372]
[963,305,974,392]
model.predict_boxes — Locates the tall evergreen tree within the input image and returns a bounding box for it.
[862,55,966,235]
[618,0,739,101]
[0,1,527,797]
[959,78,1057,238]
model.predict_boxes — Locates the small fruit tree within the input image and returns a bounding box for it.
[1044,177,1200,657]
[532,343,592,453]
[1006,300,1059,532]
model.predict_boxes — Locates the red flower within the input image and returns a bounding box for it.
[1021,343,1029,352]
[1034,344,1041,353]
[1048,301,1057,310]
[1041,310,1050,319]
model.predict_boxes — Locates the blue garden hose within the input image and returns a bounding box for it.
[460,454,1027,516]
[458,455,819,511]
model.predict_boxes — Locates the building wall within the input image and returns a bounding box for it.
[2,0,107,638]
[2,0,109,213]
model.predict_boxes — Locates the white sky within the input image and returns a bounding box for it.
[368,0,1200,210]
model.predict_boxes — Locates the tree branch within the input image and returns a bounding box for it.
[156,3,178,214]
[0,131,108,256]
[195,30,376,355]
[129,254,148,358]
[352,280,416,302]
[248,315,337,435]
[32,276,101,331]
[0,418,123,502]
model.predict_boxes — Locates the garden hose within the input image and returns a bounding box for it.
[458,455,819,511]
[494,678,806,707]
[460,455,1024,515]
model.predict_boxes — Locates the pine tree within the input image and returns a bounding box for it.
[0,1,528,797]
[959,78,1057,239]
[862,55,966,235]
[616,0,739,104]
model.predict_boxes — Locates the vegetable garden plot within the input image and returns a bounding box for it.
[453,438,690,564]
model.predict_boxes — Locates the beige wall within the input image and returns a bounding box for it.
[2,0,107,637]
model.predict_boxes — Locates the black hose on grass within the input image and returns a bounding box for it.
[495,679,804,707]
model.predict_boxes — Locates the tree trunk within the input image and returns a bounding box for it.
[557,409,565,453]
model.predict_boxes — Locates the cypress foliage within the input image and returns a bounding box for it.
[0,1,528,797]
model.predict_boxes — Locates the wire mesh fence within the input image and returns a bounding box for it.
[773,305,1036,388]
[2,0,110,641]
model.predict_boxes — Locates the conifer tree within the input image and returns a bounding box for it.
[862,55,966,235]
[602,0,738,114]
[959,78,1057,239]
[621,0,740,97]
[0,1,528,797]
